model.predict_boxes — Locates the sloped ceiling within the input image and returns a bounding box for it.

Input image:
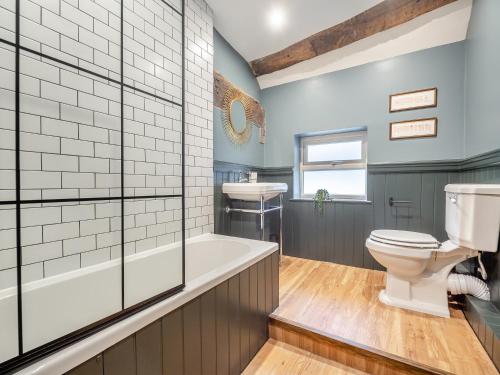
[207,0,472,88]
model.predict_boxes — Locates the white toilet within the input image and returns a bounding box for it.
[366,184,500,317]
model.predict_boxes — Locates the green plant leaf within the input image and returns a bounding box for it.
[313,189,330,215]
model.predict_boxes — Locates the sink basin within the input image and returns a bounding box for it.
[222,182,288,202]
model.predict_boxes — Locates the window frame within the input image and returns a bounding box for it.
[300,130,368,200]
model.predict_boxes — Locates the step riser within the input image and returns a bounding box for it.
[269,318,445,375]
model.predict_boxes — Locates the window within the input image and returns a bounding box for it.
[300,130,367,200]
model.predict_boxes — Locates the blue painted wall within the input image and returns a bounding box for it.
[213,30,264,167]
[464,0,500,158]
[261,42,466,167]
[214,0,498,167]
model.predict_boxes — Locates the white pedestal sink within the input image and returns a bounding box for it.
[222,182,288,202]
[222,182,288,258]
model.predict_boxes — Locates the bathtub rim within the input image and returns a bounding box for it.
[12,233,278,375]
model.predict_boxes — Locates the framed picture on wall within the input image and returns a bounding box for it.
[389,88,437,112]
[390,118,438,140]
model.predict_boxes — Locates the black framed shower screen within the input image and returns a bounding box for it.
[0,0,186,372]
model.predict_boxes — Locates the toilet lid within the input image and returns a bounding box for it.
[370,230,439,249]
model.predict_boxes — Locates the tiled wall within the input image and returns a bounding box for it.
[0,0,214,290]
[184,0,214,237]
[0,197,183,285]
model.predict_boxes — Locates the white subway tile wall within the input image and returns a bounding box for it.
[124,197,182,254]
[123,0,183,103]
[0,0,214,288]
[0,0,15,43]
[19,55,123,201]
[184,0,214,237]
[19,0,121,81]
[0,203,18,363]
[123,88,183,196]
[0,44,16,202]
[0,205,16,290]
[19,201,122,280]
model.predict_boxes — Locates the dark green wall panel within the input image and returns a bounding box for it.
[265,256,273,315]
[216,281,229,375]
[239,268,250,371]
[464,296,500,372]
[103,337,136,375]
[183,299,202,375]
[228,275,241,375]
[257,260,266,349]
[66,356,103,375]
[214,161,468,271]
[136,321,162,375]
[248,263,259,358]
[200,289,217,375]
[271,252,279,311]
[67,252,278,375]
[214,159,500,373]
[162,309,184,375]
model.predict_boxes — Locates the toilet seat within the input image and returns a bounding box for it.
[366,236,433,259]
[370,230,439,249]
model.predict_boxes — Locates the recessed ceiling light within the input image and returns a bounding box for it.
[268,6,286,31]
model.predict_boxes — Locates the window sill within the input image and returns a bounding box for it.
[290,198,372,205]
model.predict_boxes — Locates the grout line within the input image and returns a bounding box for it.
[0,37,182,108]
[0,194,183,206]
[1,0,190,371]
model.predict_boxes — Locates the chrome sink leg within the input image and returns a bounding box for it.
[260,195,264,241]
[225,193,284,263]
[279,193,283,265]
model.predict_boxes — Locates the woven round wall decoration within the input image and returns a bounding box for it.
[222,86,255,145]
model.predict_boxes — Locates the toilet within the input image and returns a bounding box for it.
[366,184,500,317]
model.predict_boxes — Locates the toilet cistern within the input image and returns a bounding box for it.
[366,184,500,318]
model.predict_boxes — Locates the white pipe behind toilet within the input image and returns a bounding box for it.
[448,273,490,301]
[366,184,500,317]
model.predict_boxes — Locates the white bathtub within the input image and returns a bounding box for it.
[7,233,277,375]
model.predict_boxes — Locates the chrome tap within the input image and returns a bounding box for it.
[238,171,249,183]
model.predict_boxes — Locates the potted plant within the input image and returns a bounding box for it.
[313,189,331,214]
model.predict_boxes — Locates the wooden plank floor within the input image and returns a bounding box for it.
[243,339,366,375]
[268,319,437,374]
[272,256,497,375]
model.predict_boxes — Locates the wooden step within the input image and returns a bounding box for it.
[244,339,376,375]
[269,316,450,375]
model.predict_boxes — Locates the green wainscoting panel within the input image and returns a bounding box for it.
[66,253,279,375]
[464,296,500,371]
[214,161,463,271]
[214,153,500,371]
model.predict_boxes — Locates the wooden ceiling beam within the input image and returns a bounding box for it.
[250,0,457,76]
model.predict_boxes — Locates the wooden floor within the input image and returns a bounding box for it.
[243,339,365,375]
[269,256,497,375]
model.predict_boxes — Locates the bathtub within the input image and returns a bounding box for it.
[4,234,278,375]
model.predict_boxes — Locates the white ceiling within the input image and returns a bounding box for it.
[258,0,472,88]
[207,0,472,88]
[206,0,384,61]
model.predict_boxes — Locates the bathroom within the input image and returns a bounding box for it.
[0,0,499,374]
